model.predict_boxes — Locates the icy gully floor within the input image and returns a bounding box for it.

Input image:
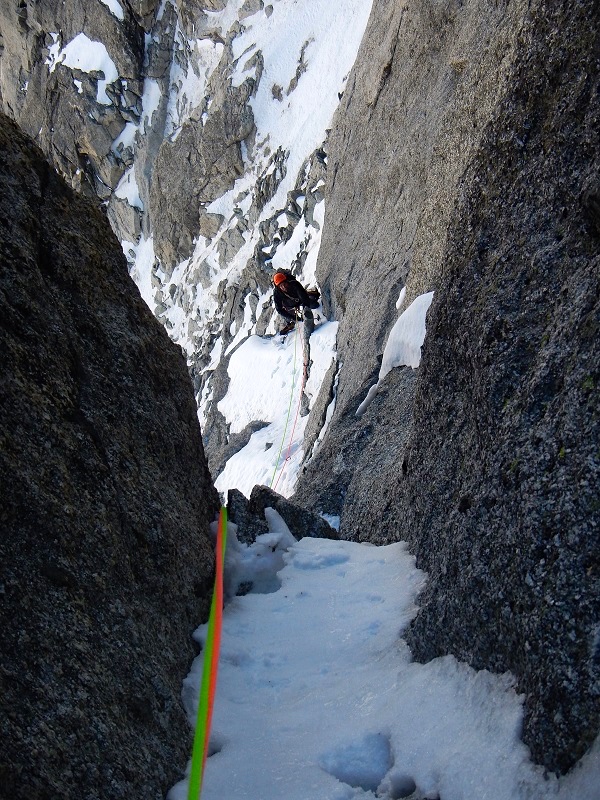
[169,527,599,800]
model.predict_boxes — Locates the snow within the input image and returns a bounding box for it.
[356,291,435,416]
[112,75,161,157]
[123,234,156,311]
[380,291,434,375]
[44,33,61,72]
[111,121,137,155]
[47,33,119,105]
[230,0,374,219]
[114,166,143,210]
[215,320,338,498]
[99,0,124,21]
[139,78,162,134]
[169,517,600,800]
[165,33,224,139]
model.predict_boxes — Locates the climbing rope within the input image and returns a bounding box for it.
[269,323,301,489]
[272,322,308,492]
[188,506,228,800]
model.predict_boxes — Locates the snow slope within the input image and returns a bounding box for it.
[169,514,600,799]
[215,320,338,497]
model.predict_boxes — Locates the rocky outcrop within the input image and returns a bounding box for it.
[228,486,338,545]
[149,60,256,269]
[0,0,153,194]
[0,114,220,799]
[296,0,599,775]
[312,0,530,420]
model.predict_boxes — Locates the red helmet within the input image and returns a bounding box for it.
[273,272,287,286]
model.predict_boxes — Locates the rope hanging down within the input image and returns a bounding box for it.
[187,506,228,800]
[269,324,300,489]
[271,322,309,492]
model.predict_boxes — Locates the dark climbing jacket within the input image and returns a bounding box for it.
[273,276,320,321]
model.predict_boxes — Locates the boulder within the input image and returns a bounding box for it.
[248,486,339,541]
[227,488,269,545]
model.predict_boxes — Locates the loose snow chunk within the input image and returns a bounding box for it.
[263,507,296,546]
[304,321,338,407]
[54,34,119,105]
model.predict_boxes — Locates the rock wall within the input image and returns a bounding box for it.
[295,0,599,775]
[0,0,152,196]
[0,114,220,799]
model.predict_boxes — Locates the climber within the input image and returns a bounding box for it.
[272,270,320,335]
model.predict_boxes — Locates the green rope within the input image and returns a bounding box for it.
[188,507,228,800]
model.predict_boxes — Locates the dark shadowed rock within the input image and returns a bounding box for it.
[227,487,268,544]
[0,114,220,800]
[397,1,600,773]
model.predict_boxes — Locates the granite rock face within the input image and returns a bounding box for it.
[311,0,530,421]
[296,0,599,774]
[149,65,256,269]
[0,114,220,799]
[0,0,153,194]
[398,2,600,773]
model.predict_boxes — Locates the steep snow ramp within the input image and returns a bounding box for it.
[229,0,375,219]
[216,321,338,497]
